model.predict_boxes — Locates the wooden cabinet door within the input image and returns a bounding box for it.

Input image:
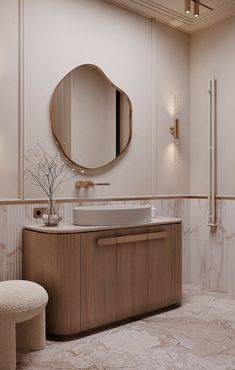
[173,223,182,303]
[81,230,117,331]
[148,225,177,311]
[23,230,81,336]
[116,227,148,320]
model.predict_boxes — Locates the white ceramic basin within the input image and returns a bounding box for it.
[73,205,152,226]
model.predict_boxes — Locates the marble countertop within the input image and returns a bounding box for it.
[24,216,181,234]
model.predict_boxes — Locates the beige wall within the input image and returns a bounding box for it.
[155,23,190,195]
[23,0,152,199]
[191,16,235,196]
[0,0,190,200]
[0,0,19,199]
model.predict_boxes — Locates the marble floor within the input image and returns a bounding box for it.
[17,285,235,370]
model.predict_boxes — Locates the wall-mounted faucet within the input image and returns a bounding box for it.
[75,181,110,189]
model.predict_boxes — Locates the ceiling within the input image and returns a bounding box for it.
[104,0,235,33]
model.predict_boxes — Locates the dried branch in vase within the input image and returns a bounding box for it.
[24,143,79,226]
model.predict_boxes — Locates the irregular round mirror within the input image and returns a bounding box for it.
[50,64,132,170]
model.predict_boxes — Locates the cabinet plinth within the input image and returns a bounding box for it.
[23,222,182,337]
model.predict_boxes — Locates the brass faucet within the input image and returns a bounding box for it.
[75,181,110,189]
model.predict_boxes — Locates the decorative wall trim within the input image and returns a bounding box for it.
[151,19,157,194]
[19,0,25,199]
[191,3,235,33]
[106,0,193,32]
[105,0,235,34]
[3,195,235,205]
[0,196,188,205]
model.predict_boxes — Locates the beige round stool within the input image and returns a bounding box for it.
[0,280,48,370]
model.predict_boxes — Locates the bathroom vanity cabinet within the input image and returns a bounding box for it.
[23,219,182,337]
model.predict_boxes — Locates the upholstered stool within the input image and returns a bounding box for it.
[0,280,48,370]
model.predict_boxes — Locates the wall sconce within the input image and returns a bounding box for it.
[170,119,179,139]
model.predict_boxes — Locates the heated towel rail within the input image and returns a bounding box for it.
[208,76,217,229]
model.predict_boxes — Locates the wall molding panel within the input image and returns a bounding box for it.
[151,19,157,195]
[105,0,235,34]
[0,195,208,205]
[19,0,25,199]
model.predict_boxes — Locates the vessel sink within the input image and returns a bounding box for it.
[73,205,152,226]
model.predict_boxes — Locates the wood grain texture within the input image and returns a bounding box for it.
[23,223,182,336]
[23,230,81,335]
[80,230,117,331]
[116,227,149,320]
[50,74,71,157]
[148,225,175,311]
[173,223,182,303]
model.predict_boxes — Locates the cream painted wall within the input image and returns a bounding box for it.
[0,0,19,199]
[191,16,235,196]
[155,23,190,195]
[0,0,190,200]
[23,0,153,199]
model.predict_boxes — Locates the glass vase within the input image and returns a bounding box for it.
[42,199,62,226]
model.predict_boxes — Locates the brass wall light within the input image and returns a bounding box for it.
[170,119,179,139]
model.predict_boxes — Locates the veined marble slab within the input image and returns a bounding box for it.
[16,284,235,370]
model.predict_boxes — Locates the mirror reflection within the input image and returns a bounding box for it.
[50,64,132,169]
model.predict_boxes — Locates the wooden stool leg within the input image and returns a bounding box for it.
[0,319,16,370]
[16,310,46,351]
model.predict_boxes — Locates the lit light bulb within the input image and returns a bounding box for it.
[194,0,199,17]
[185,0,191,13]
